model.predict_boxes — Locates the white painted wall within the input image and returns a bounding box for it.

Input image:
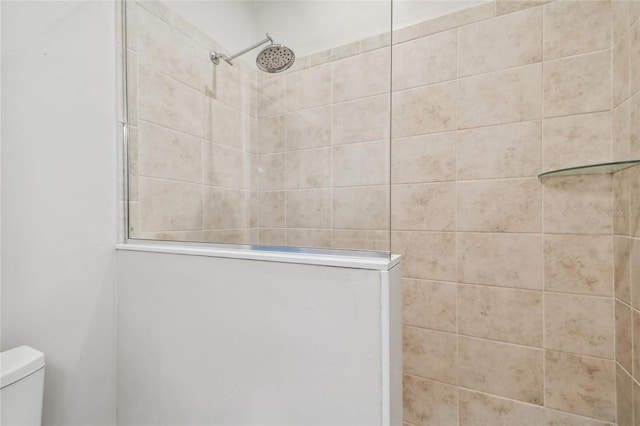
[1,1,117,425]
[117,249,401,425]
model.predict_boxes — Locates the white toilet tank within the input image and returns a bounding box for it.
[0,346,45,426]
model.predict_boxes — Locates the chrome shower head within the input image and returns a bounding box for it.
[210,33,295,73]
[256,44,295,73]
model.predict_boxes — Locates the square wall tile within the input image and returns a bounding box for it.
[285,64,331,112]
[392,133,456,184]
[203,142,244,189]
[139,177,202,232]
[458,64,541,129]
[285,107,331,151]
[392,30,456,91]
[285,148,330,190]
[202,187,245,229]
[403,327,457,385]
[458,336,543,404]
[543,0,611,60]
[544,350,615,422]
[333,95,389,144]
[332,140,389,187]
[333,186,389,230]
[139,121,202,184]
[542,112,611,172]
[391,183,455,231]
[457,121,541,180]
[458,284,543,346]
[543,234,613,296]
[458,233,543,290]
[458,7,541,77]
[459,389,544,426]
[402,279,456,332]
[286,189,331,228]
[138,65,202,138]
[333,48,390,102]
[542,175,612,234]
[544,293,614,359]
[137,6,201,90]
[403,374,458,426]
[543,51,611,118]
[457,178,541,233]
[392,231,456,281]
[392,81,456,138]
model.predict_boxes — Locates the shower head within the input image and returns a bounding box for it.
[210,33,295,73]
[256,44,295,73]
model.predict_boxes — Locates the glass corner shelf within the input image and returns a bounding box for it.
[538,160,640,178]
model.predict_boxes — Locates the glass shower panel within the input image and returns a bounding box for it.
[125,0,392,255]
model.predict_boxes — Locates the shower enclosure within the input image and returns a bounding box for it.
[119,2,402,424]
[124,0,394,257]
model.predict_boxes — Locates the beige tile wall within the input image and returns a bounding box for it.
[393,1,637,424]
[255,43,392,249]
[384,0,626,424]
[613,1,640,424]
[127,0,258,244]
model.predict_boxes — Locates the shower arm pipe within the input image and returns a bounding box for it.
[210,33,274,66]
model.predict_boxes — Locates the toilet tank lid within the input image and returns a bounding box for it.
[1,346,45,388]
